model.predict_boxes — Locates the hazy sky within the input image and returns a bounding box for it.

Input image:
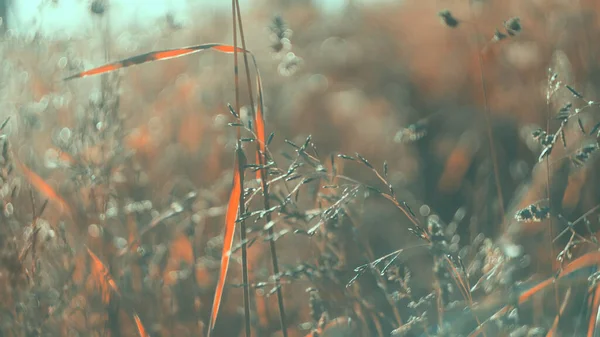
[5,0,365,39]
[8,0,209,38]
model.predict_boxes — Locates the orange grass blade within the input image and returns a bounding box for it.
[516,278,554,304]
[86,247,121,304]
[211,45,248,54]
[207,152,242,336]
[133,313,150,337]
[63,44,250,80]
[437,144,473,193]
[545,287,571,337]
[470,252,600,337]
[254,70,266,181]
[16,159,70,214]
[559,252,600,277]
[587,281,600,337]
[517,252,600,305]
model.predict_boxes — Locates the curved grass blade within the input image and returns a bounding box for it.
[133,313,150,337]
[63,43,249,81]
[207,150,242,337]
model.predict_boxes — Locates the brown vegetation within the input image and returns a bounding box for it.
[0,0,600,336]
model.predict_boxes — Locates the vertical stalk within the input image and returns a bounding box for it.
[231,1,251,336]
[233,1,288,335]
[466,5,505,229]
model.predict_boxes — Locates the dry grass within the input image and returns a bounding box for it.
[0,0,600,336]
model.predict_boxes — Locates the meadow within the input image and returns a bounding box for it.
[0,0,600,336]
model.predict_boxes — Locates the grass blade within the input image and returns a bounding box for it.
[545,287,571,337]
[17,159,70,214]
[133,313,150,337]
[470,252,600,336]
[207,150,242,336]
[587,281,600,337]
[63,43,249,80]
[248,40,289,336]
[254,70,266,181]
[86,247,120,305]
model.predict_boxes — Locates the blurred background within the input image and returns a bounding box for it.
[0,0,600,336]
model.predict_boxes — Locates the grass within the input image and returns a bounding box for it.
[0,0,600,336]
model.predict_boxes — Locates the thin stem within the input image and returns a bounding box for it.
[232,1,251,336]
[465,7,500,337]
[544,75,561,319]
[471,22,505,228]
[233,1,288,335]
[232,0,241,142]
[237,147,251,337]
